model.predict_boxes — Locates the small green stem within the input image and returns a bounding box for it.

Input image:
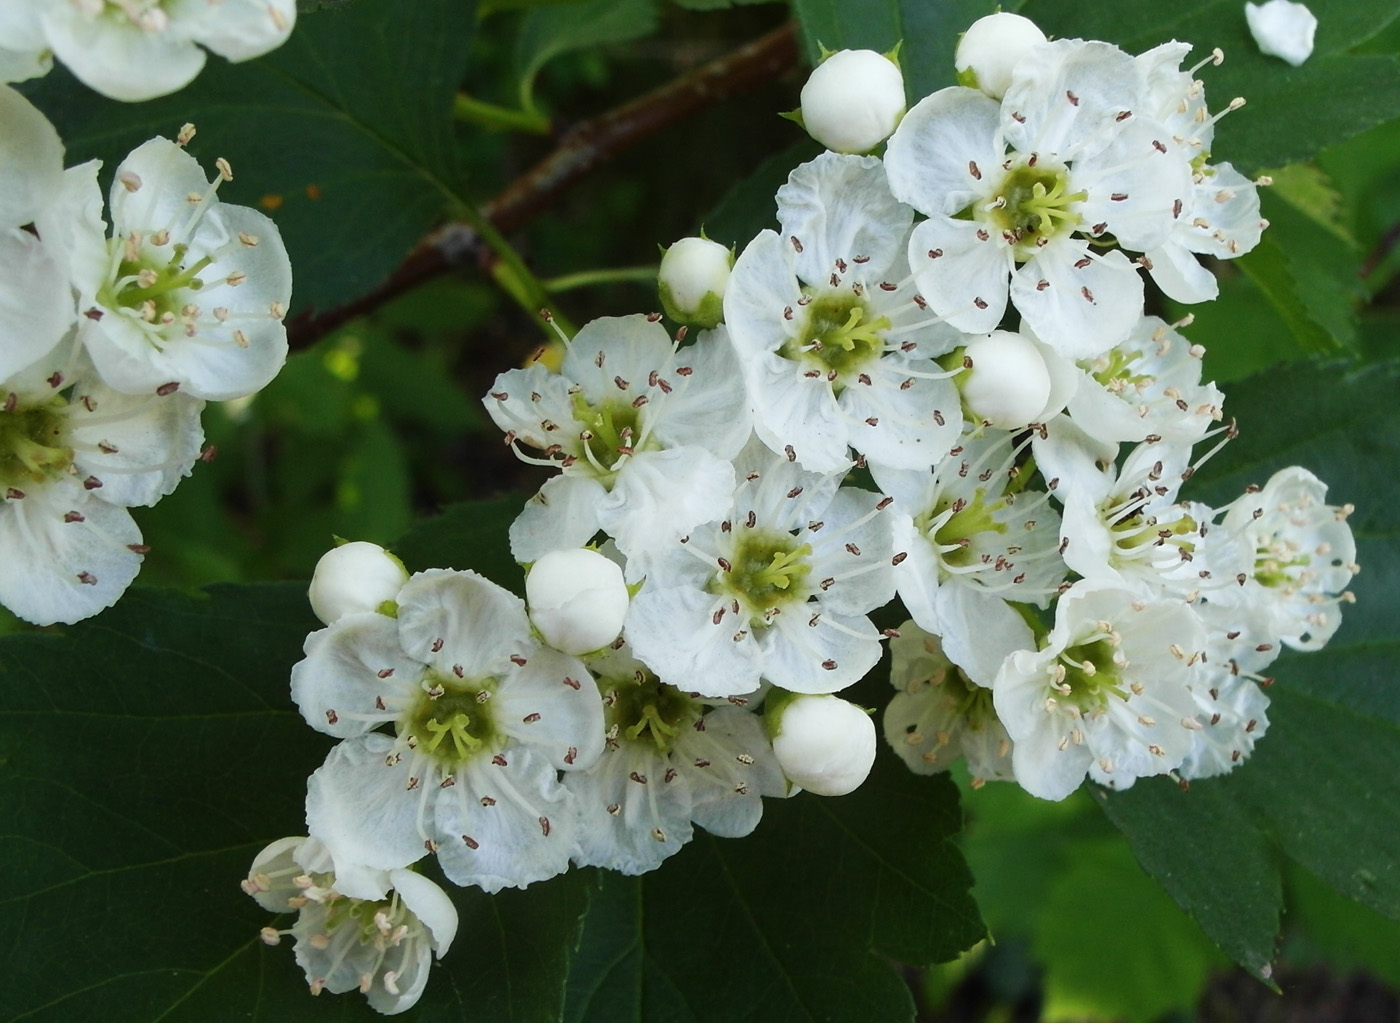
[543,265,659,294]
[452,93,551,135]
[453,201,577,339]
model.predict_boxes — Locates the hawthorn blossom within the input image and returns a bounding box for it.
[485,314,750,569]
[292,569,605,893]
[884,39,1195,356]
[243,836,457,1016]
[798,49,906,154]
[725,152,964,472]
[625,441,894,698]
[27,0,296,102]
[0,340,203,625]
[42,133,292,401]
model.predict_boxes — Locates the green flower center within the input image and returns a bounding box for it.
[1087,347,1152,392]
[606,674,700,754]
[0,399,72,491]
[569,393,652,477]
[1109,509,1197,567]
[917,488,1008,572]
[100,241,210,326]
[780,293,889,392]
[401,676,501,767]
[985,161,1085,255]
[1056,634,1129,712]
[716,531,813,618]
[1254,543,1310,590]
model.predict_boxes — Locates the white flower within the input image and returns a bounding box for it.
[625,441,893,698]
[954,13,1048,100]
[871,429,1062,683]
[725,153,964,472]
[309,541,409,626]
[0,83,64,230]
[770,693,875,796]
[525,546,629,655]
[1210,467,1358,650]
[0,5,51,83]
[885,41,1196,356]
[993,582,1208,800]
[33,0,295,102]
[1246,0,1318,66]
[958,330,1058,430]
[884,622,1014,784]
[564,646,782,874]
[799,49,906,154]
[658,236,732,328]
[292,569,605,893]
[46,136,292,401]
[485,315,750,569]
[0,340,204,625]
[243,836,456,1016]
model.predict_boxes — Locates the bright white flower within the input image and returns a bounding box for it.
[885,41,1196,356]
[626,441,893,698]
[993,582,1208,800]
[309,541,409,626]
[954,12,1048,99]
[44,136,292,401]
[799,49,906,154]
[1176,602,1276,780]
[34,0,295,102]
[292,569,605,893]
[0,340,204,625]
[1246,0,1318,66]
[885,622,1014,784]
[565,646,781,874]
[1067,316,1225,445]
[525,546,629,655]
[485,315,750,570]
[1211,467,1358,650]
[725,153,964,472]
[770,693,875,796]
[0,6,51,83]
[871,429,1062,683]
[243,836,457,1016]
[658,236,732,328]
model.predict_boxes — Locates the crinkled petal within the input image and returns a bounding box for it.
[885,86,1003,218]
[724,229,804,362]
[626,583,762,698]
[291,612,424,738]
[907,215,1011,334]
[1001,39,1142,157]
[601,447,735,561]
[776,152,913,283]
[806,488,895,616]
[560,314,674,400]
[566,744,694,874]
[508,474,606,564]
[1073,119,1193,252]
[388,868,458,956]
[1011,242,1143,359]
[760,607,882,694]
[934,584,1034,687]
[841,357,961,471]
[396,568,532,678]
[648,325,752,459]
[68,377,204,507]
[34,160,109,305]
[1144,240,1219,304]
[677,707,783,836]
[745,349,851,472]
[492,646,605,771]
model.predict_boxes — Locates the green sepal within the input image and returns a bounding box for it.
[956,66,981,91]
[658,280,725,329]
[779,108,805,129]
[376,599,399,618]
[883,40,903,69]
[762,687,801,740]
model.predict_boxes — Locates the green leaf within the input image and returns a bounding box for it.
[20,0,478,315]
[563,757,985,1023]
[668,0,781,8]
[792,0,1029,101]
[514,0,659,114]
[1016,0,1400,172]
[392,497,527,591]
[703,141,821,251]
[1032,837,1225,1022]
[0,581,597,1022]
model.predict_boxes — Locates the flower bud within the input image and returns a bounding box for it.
[308,541,408,625]
[954,13,1048,99]
[799,49,906,154]
[771,694,876,796]
[960,331,1053,429]
[658,236,732,328]
[525,547,629,655]
[1245,0,1316,66]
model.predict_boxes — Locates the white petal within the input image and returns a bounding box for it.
[388,868,458,956]
[884,87,1003,217]
[759,607,882,694]
[601,447,735,561]
[1144,241,1219,304]
[648,325,752,459]
[492,646,605,771]
[1246,0,1317,66]
[566,744,694,874]
[1074,120,1193,253]
[1001,40,1141,157]
[1011,243,1143,359]
[745,350,851,472]
[67,378,204,507]
[39,8,205,102]
[626,583,762,698]
[560,314,674,400]
[805,488,894,616]
[508,474,606,565]
[33,161,109,305]
[724,230,804,362]
[0,229,73,381]
[934,584,1034,687]
[677,707,783,836]
[192,0,296,62]
[907,216,1011,334]
[776,152,912,283]
[0,84,62,228]
[841,358,961,471]
[396,569,533,678]
[290,612,423,738]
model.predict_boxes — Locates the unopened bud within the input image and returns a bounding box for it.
[1245,0,1316,67]
[658,237,732,328]
[955,13,1048,99]
[799,49,906,154]
[525,548,629,656]
[308,541,408,625]
[771,694,876,797]
[959,331,1053,429]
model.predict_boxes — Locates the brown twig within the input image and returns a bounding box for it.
[285,20,799,349]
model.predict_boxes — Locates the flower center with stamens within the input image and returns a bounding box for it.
[1087,347,1152,391]
[917,488,1008,571]
[402,676,501,767]
[568,394,652,477]
[101,239,211,327]
[607,674,700,754]
[717,530,813,619]
[1253,542,1312,590]
[0,399,73,491]
[1109,507,1197,566]
[984,160,1085,255]
[1055,634,1129,712]
[781,293,889,391]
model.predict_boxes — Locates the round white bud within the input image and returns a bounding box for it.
[960,331,1053,429]
[525,548,629,656]
[308,541,409,625]
[771,694,877,797]
[799,49,906,154]
[658,236,732,328]
[1245,0,1317,67]
[954,13,1048,99]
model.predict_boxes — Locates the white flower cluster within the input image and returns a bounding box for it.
[1,86,292,625]
[268,15,1359,1013]
[1,0,295,101]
